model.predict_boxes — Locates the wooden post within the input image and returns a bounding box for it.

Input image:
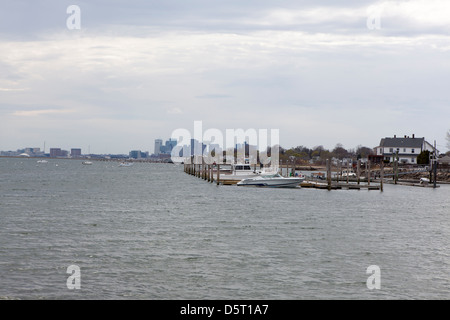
[336,161,340,183]
[286,160,289,177]
[380,160,384,192]
[293,159,296,177]
[367,160,371,186]
[216,164,220,185]
[292,159,296,177]
[346,161,350,184]
[394,151,398,184]
[433,140,437,188]
[357,159,361,185]
[326,159,332,190]
[203,158,206,180]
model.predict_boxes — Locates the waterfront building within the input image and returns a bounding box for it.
[374,134,436,164]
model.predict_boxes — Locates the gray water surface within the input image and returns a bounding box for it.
[0,158,449,299]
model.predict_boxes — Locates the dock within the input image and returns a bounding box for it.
[183,156,443,190]
[300,181,380,190]
[183,158,382,191]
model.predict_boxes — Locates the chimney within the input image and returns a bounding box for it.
[394,135,396,138]
[412,134,415,138]
[404,135,407,138]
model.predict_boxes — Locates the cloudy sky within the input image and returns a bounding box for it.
[1,0,449,154]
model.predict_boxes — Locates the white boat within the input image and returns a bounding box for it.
[37,160,48,163]
[237,173,304,188]
[340,170,356,177]
[82,161,93,165]
[119,162,133,167]
[219,163,271,180]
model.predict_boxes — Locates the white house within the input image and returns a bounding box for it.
[374,134,435,164]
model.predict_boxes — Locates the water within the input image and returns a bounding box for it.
[0,158,449,300]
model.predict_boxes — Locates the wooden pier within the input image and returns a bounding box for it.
[300,181,380,190]
[183,158,382,191]
[183,156,442,190]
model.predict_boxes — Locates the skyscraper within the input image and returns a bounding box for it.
[154,139,163,156]
[164,138,177,154]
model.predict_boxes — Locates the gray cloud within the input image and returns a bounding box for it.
[1,1,449,153]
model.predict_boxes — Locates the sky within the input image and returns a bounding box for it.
[1,0,449,154]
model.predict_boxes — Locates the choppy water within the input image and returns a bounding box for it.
[0,157,449,300]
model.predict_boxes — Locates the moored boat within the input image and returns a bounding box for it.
[237,173,304,188]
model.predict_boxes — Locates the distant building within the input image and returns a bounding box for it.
[50,148,69,158]
[375,134,435,164]
[129,150,142,159]
[154,139,163,156]
[439,155,450,165]
[71,148,82,157]
[24,147,41,155]
[50,148,62,157]
[189,138,206,157]
[164,138,177,154]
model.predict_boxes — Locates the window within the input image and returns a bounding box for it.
[411,149,415,153]
[389,148,393,153]
[403,148,406,152]
[411,158,415,163]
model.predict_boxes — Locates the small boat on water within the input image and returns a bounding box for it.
[237,173,304,188]
[82,161,93,165]
[118,162,133,167]
[37,160,48,163]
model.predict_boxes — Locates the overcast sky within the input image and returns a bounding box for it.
[1,0,449,154]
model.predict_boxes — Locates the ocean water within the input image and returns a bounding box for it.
[0,157,449,300]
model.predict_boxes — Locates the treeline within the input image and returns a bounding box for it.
[278,143,374,164]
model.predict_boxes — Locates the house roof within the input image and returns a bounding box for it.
[379,137,424,148]
[440,155,450,164]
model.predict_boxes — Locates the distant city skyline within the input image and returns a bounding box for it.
[1,1,449,154]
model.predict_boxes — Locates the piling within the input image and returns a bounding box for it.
[216,164,220,185]
[346,161,350,184]
[336,161,340,183]
[433,140,437,189]
[326,159,332,190]
[357,159,361,185]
